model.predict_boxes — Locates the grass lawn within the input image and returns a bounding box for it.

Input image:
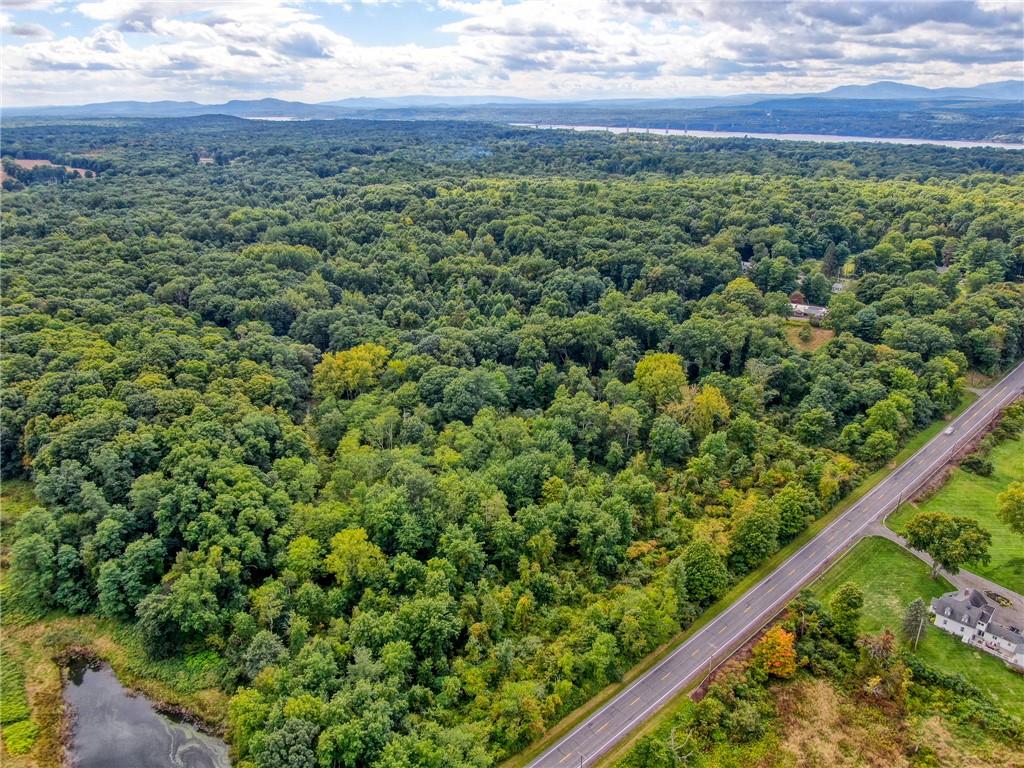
[887,434,1024,595]
[813,536,1024,721]
[783,320,835,352]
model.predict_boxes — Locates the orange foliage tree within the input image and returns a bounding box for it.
[752,626,797,678]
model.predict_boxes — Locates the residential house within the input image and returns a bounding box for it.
[931,589,1024,669]
[789,302,828,321]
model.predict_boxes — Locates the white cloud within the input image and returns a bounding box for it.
[2,0,1021,105]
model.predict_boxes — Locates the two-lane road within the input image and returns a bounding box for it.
[528,360,1024,768]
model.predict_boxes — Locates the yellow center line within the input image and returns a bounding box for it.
[767,585,775,593]
[629,696,641,706]
[559,753,573,764]
[786,567,796,575]
[595,722,608,734]
[743,604,752,613]
[661,670,673,680]
[691,648,700,656]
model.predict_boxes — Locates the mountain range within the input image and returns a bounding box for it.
[5,80,1021,119]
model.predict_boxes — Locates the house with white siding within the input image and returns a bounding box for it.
[931,589,1024,669]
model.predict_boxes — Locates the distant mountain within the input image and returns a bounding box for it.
[4,98,345,119]
[4,81,1020,146]
[822,80,1023,100]
[321,95,537,108]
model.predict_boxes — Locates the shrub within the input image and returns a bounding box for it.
[961,453,993,476]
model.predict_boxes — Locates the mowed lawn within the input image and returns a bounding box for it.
[813,536,1024,720]
[887,435,1024,594]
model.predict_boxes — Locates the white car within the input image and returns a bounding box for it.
[943,426,955,435]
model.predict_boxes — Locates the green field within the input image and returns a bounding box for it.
[887,435,1024,594]
[813,536,1024,720]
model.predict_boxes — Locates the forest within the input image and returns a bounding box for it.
[2,117,1024,768]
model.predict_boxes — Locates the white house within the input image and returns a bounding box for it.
[931,589,1024,670]
[789,302,828,321]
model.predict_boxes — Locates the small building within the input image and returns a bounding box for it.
[931,589,1024,669]
[789,302,828,321]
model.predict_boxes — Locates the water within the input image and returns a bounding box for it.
[511,123,1024,150]
[63,660,230,768]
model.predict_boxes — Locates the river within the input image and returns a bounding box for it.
[63,659,230,768]
[511,123,1024,150]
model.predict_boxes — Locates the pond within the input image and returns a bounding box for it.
[63,659,230,768]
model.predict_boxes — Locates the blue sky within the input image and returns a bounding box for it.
[3,1,1022,106]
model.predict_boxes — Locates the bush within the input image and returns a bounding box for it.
[960,453,993,476]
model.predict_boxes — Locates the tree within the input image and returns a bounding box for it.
[648,415,692,464]
[685,386,731,439]
[859,429,898,465]
[728,510,779,575]
[794,406,835,447]
[285,535,323,581]
[9,534,55,613]
[228,687,270,758]
[313,343,390,400]
[634,353,687,408]
[253,717,319,768]
[752,626,796,678]
[489,681,547,752]
[243,630,288,679]
[829,581,864,644]
[681,539,730,606]
[773,483,820,543]
[997,481,1024,536]
[904,511,992,578]
[54,544,92,613]
[901,598,928,650]
[324,528,386,598]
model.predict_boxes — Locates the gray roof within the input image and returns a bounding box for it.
[985,619,1024,647]
[931,588,995,627]
[932,589,1024,649]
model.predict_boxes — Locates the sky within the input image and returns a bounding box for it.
[2,1,1023,106]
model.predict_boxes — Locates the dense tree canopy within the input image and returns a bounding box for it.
[2,117,1023,766]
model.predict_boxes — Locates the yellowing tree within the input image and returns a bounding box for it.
[313,343,389,400]
[752,626,796,678]
[634,352,687,408]
[324,528,385,592]
[687,385,731,438]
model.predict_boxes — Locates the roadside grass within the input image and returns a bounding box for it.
[527,392,979,768]
[813,536,1024,721]
[887,434,1024,594]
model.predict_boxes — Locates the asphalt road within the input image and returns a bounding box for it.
[527,359,1024,768]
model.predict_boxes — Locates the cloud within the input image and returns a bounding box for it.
[3,21,53,38]
[1,0,1021,105]
[268,22,348,59]
[3,0,60,8]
